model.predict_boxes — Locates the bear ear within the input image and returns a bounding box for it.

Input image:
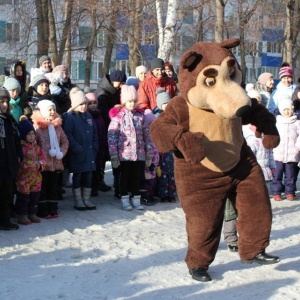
[180,51,202,70]
[219,38,240,49]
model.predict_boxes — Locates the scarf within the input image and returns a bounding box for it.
[48,123,63,159]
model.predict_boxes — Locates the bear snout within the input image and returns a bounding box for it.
[236,105,251,117]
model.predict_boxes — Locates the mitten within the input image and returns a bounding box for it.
[176,131,205,164]
[111,155,120,169]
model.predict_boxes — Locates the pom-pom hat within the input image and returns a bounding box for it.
[279,66,293,79]
[68,87,87,111]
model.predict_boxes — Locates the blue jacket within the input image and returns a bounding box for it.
[63,111,98,173]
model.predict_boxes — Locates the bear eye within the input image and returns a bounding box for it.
[205,77,216,86]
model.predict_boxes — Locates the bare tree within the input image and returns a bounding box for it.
[157,0,179,61]
[215,0,228,42]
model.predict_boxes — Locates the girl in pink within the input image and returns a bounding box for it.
[31,100,69,218]
[15,116,46,225]
[108,85,154,211]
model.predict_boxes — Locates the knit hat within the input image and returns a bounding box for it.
[164,61,175,73]
[121,85,138,104]
[69,87,86,111]
[3,77,21,92]
[135,65,147,78]
[278,96,294,115]
[85,92,98,104]
[258,73,273,85]
[18,116,35,141]
[30,74,49,90]
[39,55,51,66]
[151,58,165,71]
[110,70,127,83]
[0,87,10,99]
[0,75,6,87]
[37,100,56,118]
[52,65,69,74]
[279,66,293,79]
[126,76,139,90]
[156,87,170,109]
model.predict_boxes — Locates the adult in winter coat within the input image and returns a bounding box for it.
[254,72,274,108]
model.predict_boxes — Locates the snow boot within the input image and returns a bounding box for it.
[72,188,86,211]
[131,195,144,210]
[28,213,41,223]
[121,195,133,211]
[82,187,96,210]
[17,215,32,225]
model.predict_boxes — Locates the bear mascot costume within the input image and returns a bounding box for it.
[150,38,280,282]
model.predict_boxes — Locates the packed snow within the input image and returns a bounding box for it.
[0,164,300,300]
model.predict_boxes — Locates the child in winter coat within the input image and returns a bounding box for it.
[272,98,300,201]
[139,109,160,206]
[15,116,46,225]
[0,87,22,230]
[31,100,69,218]
[153,88,177,202]
[3,77,23,123]
[86,92,110,196]
[64,88,98,211]
[108,85,154,211]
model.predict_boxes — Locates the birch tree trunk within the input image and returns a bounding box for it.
[282,1,293,65]
[157,0,179,61]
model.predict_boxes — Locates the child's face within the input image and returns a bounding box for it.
[9,89,20,100]
[16,65,23,76]
[0,98,9,113]
[125,99,137,110]
[88,101,97,112]
[281,108,293,118]
[74,103,87,113]
[37,82,49,95]
[26,130,36,143]
[44,105,56,121]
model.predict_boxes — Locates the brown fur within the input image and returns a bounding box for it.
[150,39,279,271]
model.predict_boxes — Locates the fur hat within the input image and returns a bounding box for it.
[156,87,170,109]
[3,77,21,92]
[135,65,147,79]
[121,85,138,104]
[39,55,51,66]
[18,116,35,141]
[30,74,49,90]
[151,58,164,71]
[279,66,293,79]
[0,87,10,99]
[247,89,261,102]
[37,100,56,118]
[258,73,273,85]
[126,76,139,90]
[278,97,294,115]
[85,92,98,104]
[110,70,127,83]
[52,65,69,74]
[69,87,86,111]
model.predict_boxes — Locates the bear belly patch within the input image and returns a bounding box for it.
[188,103,244,172]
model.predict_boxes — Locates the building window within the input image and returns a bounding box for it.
[6,22,20,42]
[91,61,103,79]
[97,29,105,47]
[144,30,153,45]
[79,26,92,47]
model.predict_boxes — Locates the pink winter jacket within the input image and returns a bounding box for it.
[31,111,69,171]
[108,106,154,161]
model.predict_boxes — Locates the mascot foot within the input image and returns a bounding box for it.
[189,268,212,282]
[241,250,280,265]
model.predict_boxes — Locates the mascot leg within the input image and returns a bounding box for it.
[233,149,279,264]
[175,161,229,281]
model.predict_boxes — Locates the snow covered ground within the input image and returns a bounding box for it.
[0,165,300,300]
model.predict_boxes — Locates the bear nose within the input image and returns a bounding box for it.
[236,105,251,117]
